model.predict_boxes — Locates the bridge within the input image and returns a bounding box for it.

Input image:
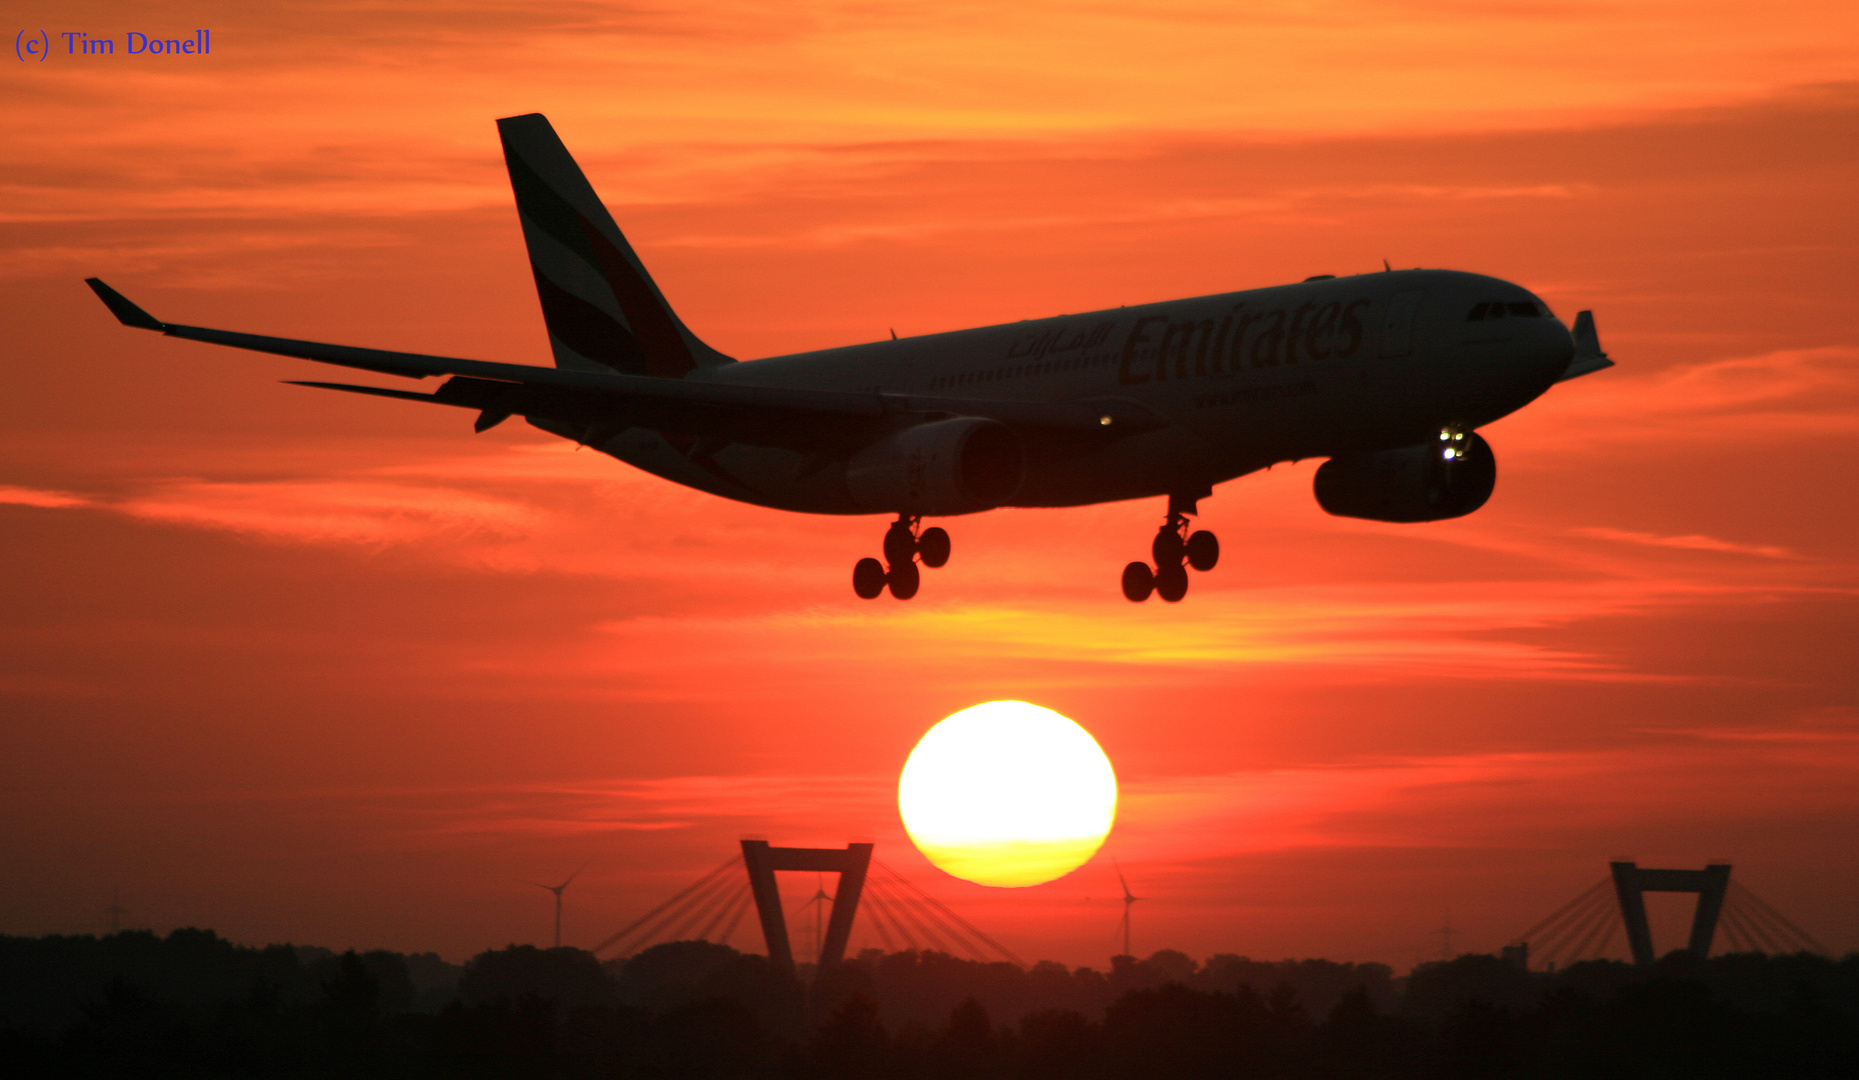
[589,840,1022,973]
[1507,861,1826,969]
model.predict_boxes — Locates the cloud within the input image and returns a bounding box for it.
[1629,348,1859,419]
[1505,347,1859,454]
[1572,527,1800,560]
[0,485,91,508]
[361,774,898,842]
[1114,721,1859,880]
[117,478,539,547]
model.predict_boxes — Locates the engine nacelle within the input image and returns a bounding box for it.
[845,417,1025,516]
[1314,430,1496,523]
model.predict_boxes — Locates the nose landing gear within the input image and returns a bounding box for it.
[852,515,950,600]
[1122,497,1218,603]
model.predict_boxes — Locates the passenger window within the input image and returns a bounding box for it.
[1466,302,1489,321]
[1508,302,1539,317]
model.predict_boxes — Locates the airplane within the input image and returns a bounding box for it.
[86,113,1612,603]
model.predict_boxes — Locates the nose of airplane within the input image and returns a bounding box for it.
[1443,297,1577,425]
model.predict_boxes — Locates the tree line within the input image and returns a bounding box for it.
[1,929,1854,1077]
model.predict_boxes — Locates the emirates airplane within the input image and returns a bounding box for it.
[88,113,1612,602]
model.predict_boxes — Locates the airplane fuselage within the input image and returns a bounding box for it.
[589,269,1573,514]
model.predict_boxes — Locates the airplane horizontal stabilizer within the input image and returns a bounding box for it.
[283,380,442,403]
[1558,310,1614,381]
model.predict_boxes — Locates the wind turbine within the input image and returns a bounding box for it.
[1431,906,1460,962]
[797,873,834,967]
[1115,863,1142,958]
[535,863,587,949]
[104,888,128,935]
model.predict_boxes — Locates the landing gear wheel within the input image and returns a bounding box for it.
[853,557,886,599]
[854,516,947,600]
[883,522,916,567]
[1123,496,1216,602]
[917,527,951,568]
[1155,562,1189,602]
[887,560,920,600]
[1121,561,1155,602]
[1186,530,1219,572]
[1152,527,1186,567]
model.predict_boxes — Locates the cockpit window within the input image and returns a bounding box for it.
[1468,299,1542,321]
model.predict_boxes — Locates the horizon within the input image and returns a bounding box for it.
[35,849,1831,975]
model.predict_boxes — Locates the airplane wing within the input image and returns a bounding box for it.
[86,278,1162,453]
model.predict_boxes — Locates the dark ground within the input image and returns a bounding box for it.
[2,931,1854,1078]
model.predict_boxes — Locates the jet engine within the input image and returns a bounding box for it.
[1313,429,1496,523]
[845,417,1025,516]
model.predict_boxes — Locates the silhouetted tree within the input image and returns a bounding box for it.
[5,932,1858,1079]
[644,997,777,1078]
[932,996,1000,1078]
[1016,1008,1102,1080]
[459,944,615,1011]
[1404,953,1540,1017]
[808,992,889,1080]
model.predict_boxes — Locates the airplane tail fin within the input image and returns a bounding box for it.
[496,113,733,377]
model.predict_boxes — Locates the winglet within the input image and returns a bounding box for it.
[1558,309,1614,382]
[85,278,166,331]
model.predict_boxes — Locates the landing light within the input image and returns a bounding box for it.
[1098,415,1113,426]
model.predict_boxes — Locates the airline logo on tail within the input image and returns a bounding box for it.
[497,113,706,378]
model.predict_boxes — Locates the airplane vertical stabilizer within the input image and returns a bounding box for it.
[497,113,734,377]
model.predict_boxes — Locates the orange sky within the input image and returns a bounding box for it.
[2,1,1857,968]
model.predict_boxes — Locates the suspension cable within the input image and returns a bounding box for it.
[590,855,743,957]
[876,862,1016,958]
[1730,883,1828,954]
[1510,878,1612,946]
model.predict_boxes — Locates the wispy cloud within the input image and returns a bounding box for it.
[0,485,91,508]
[1513,347,1859,451]
[1572,527,1801,560]
[118,479,540,547]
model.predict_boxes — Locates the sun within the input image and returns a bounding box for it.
[898,701,1118,888]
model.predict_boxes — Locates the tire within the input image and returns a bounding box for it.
[882,524,916,567]
[1186,530,1219,572]
[1121,561,1155,602]
[1152,528,1185,567]
[917,527,951,568]
[1155,561,1189,602]
[852,557,886,599]
[887,559,921,600]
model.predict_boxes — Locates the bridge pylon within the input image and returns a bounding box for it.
[1609,861,1731,966]
[740,839,872,974]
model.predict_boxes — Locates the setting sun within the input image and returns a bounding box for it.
[899,701,1118,887]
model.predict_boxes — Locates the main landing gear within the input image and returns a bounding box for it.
[853,515,950,600]
[1122,499,1218,603]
